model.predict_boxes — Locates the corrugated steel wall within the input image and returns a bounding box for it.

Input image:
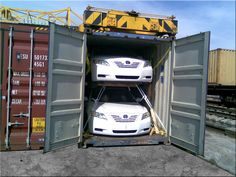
[153,43,171,133]
[1,23,49,150]
[208,49,218,83]
[208,49,236,86]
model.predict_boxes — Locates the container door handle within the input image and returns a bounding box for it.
[8,121,24,127]
[13,112,29,118]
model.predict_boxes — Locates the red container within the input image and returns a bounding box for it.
[1,23,49,150]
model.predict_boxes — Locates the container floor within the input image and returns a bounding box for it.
[83,134,167,147]
[1,142,232,176]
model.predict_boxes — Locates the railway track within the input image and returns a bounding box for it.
[207,103,236,120]
[206,102,236,135]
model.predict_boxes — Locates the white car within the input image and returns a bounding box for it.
[91,56,153,82]
[87,87,151,136]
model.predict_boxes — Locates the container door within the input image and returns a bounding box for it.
[44,24,86,152]
[170,32,210,155]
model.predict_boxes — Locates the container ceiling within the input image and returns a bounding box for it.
[87,33,170,48]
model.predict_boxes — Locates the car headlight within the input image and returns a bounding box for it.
[144,60,151,67]
[142,112,150,120]
[93,59,110,66]
[92,112,107,120]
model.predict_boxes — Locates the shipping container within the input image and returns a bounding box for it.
[1,22,210,156]
[0,23,48,150]
[207,49,236,105]
[208,48,236,86]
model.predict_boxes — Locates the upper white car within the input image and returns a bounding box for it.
[91,56,153,82]
[87,87,151,136]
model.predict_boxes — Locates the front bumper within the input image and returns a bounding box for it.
[91,65,153,82]
[89,117,151,136]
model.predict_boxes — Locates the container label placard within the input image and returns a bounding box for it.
[32,117,45,133]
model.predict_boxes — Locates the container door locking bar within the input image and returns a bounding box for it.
[26,29,34,148]
[5,27,13,149]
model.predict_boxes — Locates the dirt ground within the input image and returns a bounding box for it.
[0,142,232,176]
[204,127,236,175]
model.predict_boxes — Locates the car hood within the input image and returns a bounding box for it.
[95,102,148,114]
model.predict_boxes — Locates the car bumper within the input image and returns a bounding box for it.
[91,65,153,82]
[89,117,151,136]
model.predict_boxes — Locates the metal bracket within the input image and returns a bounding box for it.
[8,121,24,127]
[13,112,29,118]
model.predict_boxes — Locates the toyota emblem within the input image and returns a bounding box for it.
[125,61,131,64]
[123,115,128,119]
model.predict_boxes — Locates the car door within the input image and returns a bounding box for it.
[44,24,86,152]
[170,32,210,156]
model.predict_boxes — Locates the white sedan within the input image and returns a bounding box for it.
[91,56,153,82]
[87,87,151,136]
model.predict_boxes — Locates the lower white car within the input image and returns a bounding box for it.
[87,87,151,136]
[91,56,153,82]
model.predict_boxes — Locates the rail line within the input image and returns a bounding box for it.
[206,102,236,135]
[206,103,236,120]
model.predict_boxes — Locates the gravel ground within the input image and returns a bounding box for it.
[0,141,232,176]
[1,120,234,176]
[204,126,236,175]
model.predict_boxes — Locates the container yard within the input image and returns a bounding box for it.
[206,48,236,135]
[205,48,236,175]
[1,2,235,176]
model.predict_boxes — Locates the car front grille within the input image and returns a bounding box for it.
[114,61,140,68]
[115,75,139,79]
[111,115,138,122]
[113,130,137,133]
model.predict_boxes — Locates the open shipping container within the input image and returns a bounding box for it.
[0,23,210,156]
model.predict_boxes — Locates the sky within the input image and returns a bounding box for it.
[1,1,235,50]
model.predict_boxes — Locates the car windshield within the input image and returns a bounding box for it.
[93,55,143,60]
[100,88,136,103]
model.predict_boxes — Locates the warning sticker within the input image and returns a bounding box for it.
[32,117,45,133]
